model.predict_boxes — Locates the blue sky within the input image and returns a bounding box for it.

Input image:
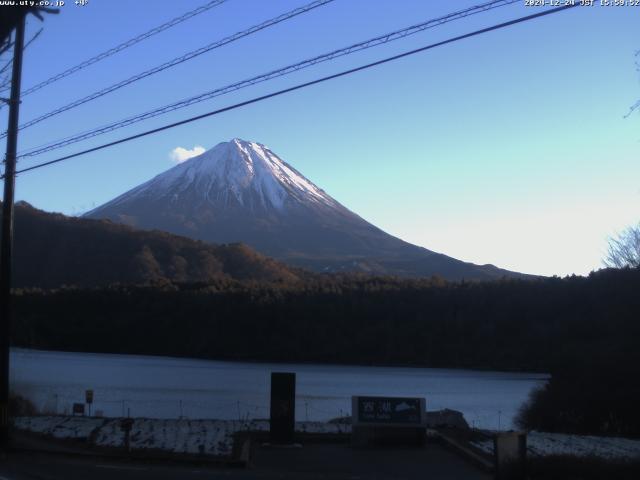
[1,0,638,277]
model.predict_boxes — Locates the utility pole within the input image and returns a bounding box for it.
[0,15,26,451]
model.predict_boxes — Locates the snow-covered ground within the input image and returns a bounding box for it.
[14,416,349,457]
[14,416,106,440]
[471,431,640,460]
[16,415,640,461]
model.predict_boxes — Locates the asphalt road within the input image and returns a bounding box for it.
[0,443,492,480]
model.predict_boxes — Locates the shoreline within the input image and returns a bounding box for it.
[10,346,552,378]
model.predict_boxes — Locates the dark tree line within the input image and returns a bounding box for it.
[10,267,640,436]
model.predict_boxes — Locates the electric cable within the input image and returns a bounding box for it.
[4,0,335,138]
[16,0,519,158]
[7,4,578,178]
[0,0,230,97]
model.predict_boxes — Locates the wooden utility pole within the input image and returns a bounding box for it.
[0,14,25,451]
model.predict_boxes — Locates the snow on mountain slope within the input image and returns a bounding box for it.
[86,138,528,280]
[96,139,338,213]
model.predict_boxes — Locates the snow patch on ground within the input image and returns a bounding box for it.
[21,415,639,461]
[471,431,640,460]
[14,416,105,439]
[14,416,349,457]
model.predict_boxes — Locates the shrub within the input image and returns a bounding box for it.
[9,393,37,416]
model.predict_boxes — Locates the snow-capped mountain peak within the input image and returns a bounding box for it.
[85,138,527,281]
[98,138,336,213]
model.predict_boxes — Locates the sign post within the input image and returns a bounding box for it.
[270,372,295,444]
[120,418,134,452]
[72,403,85,416]
[85,389,93,416]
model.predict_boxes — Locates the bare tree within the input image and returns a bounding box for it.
[626,50,640,117]
[606,53,640,269]
[604,223,640,269]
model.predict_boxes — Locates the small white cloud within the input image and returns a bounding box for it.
[169,145,205,163]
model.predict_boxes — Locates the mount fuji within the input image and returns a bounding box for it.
[85,138,525,280]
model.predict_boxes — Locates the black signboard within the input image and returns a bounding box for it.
[72,403,85,416]
[355,396,423,424]
[270,372,295,444]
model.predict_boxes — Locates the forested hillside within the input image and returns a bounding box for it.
[5,202,303,287]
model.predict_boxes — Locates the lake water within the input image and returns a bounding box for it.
[10,348,549,430]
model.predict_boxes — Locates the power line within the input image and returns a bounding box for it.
[4,0,335,138]
[625,50,640,117]
[0,41,12,57]
[0,30,41,94]
[17,0,519,159]
[0,27,42,80]
[0,45,15,82]
[22,27,43,51]
[8,3,578,178]
[0,53,13,75]
[0,0,230,97]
